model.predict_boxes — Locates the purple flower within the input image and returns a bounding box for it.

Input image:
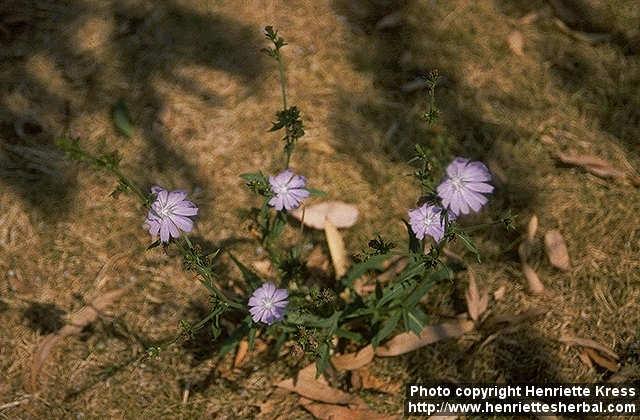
[145,186,198,243]
[248,282,288,325]
[408,204,446,242]
[437,157,493,216]
[268,169,310,211]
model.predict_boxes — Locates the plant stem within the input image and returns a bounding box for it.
[276,52,287,111]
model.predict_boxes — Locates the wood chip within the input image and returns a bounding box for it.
[331,345,374,371]
[544,230,571,271]
[375,320,475,357]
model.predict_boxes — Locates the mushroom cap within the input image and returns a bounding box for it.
[289,201,359,229]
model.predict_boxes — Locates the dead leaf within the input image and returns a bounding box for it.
[482,307,547,332]
[276,366,358,405]
[493,285,506,301]
[375,12,403,30]
[234,339,249,368]
[29,285,132,391]
[353,367,401,394]
[325,220,349,279]
[527,214,539,242]
[522,261,545,295]
[299,398,398,420]
[558,335,619,360]
[556,151,627,180]
[544,230,571,271]
[518,11,540,25]
[331,345,374,371]
[507,31,524,56]
[401,78,428,93]
[290,201,359,230]
[518,242,546,295]
[466,270,489,322]
[375,320,475,357]
[583,348,619,372]
[578,350,593,369]
[552,17,612,44]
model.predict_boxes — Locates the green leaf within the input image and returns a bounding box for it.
[228,253,262,290]
[403,219,421,254]
[404,266,452,308]
[341,253,393,288]
[372,310,401,347]
[146,239,161,251]
[375,261,426,308]
[248,327,257,351]
[315,342,330,377]
[218,316,251,357]
[403,306,428,336]
[112,99,134,138]
[334,328,363,343]
[456,230,481,263]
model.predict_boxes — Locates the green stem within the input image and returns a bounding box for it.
[276,51,287,111]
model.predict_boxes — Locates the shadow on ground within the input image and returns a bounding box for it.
[0,0,265,217]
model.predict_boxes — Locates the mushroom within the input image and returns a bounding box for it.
[290,201,359,278]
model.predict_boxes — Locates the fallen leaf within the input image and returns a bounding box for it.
[354,367,401,394]
[544,230,571,271]
[493,285,507,301]
[276,366,357,405]
[578,350,593,369]
[465,270,489,322]
[507,31,524,56]
[519,242,546,295]
[527,214,538,242]
[375,320,475,357]
[290,201,359,230]
[482,307,547,333]
[518,11,540,25]
[325,220,349,279]
[331,345,374,371]
[401,78,428,93]
[556,152,627,180]
[112,99,134,137]
[583,348,619,372]
[552,18,612,44]
[234,339,249,368]
[299,398,398,420]
[29,286,132,391]
[608,365,640,383]
[559,335,619,360]
[375,12,403,30]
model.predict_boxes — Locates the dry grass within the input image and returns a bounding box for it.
[1,0,639,418]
